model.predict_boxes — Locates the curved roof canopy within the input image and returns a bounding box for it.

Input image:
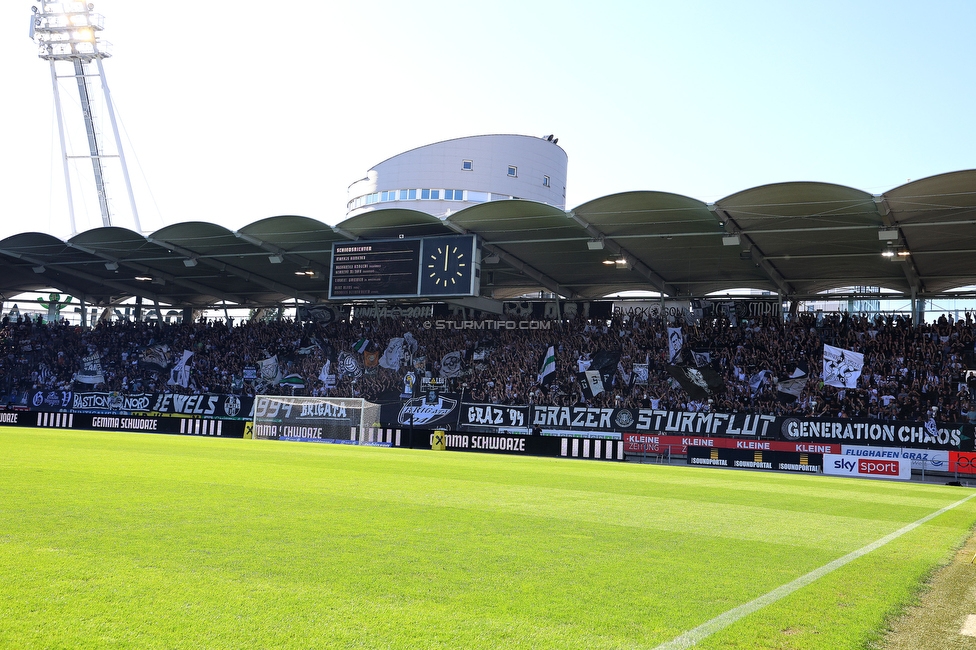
[1,171,974,307]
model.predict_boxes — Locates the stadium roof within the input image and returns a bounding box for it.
[2,170,975,308]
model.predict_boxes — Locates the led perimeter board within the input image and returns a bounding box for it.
[329,235,478,300]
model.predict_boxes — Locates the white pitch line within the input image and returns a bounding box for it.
[960,614,976,637]
[654,491,976,650]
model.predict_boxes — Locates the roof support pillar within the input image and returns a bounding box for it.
[711,208,794,297]
[567,211,679,296]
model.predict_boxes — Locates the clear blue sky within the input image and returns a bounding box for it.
[3,0,974,240]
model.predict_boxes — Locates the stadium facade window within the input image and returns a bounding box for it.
[351,187,491,209]
[462,160,473,171]
[543,175,550,187]
[508,165,517,177]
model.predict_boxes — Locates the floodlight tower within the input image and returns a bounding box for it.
[29,1,140,234]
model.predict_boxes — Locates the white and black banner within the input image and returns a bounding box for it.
[439,351,464,378]
[460,403,529,429]
[256,355,281,386]
[139,344,171,371]
[822,344,863,389]
[579,370,605,399]
[382,394,461,428]
[667,327,683,363]
[0,410,245,438]
[632,363,649,386]
[168,350,194,388]
[337,351,363,379]
[26,390,252,419]
[76,354,104,385]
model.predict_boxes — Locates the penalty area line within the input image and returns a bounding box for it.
[653,491,976,650]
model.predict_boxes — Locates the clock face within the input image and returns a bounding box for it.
[427,244,466,287]
[420,236,475,296]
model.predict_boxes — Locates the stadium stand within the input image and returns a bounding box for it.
[2,309,975,424]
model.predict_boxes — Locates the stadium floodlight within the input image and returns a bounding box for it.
[268,255,284,264]
[31,2,110,61]
[587,239,604,250]
[134,275,152,281]
[30,1,141,234]
[183,258,198,267]
[104,261,118,270]
[32,265,46,274]
[878,228,899,241]
[722,235,740,246]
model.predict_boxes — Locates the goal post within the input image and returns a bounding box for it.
[252,395,382,444]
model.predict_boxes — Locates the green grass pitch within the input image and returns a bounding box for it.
[1,427,975,649]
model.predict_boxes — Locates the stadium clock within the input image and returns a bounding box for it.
[329,235,479,300]
[419,236,478,296]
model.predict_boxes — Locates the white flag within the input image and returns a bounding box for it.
[168,350,194,388]
[617,360,632,385]
[380,338,405,369]
[748,370,769,394]
[822,344,863,388]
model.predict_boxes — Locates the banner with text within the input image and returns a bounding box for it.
[25,390,253,419]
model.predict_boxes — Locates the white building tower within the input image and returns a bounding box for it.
[346,134,568,219]
[29,1,140,234]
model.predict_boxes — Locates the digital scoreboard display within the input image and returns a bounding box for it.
[328,235,479,300]
[329,239,422,299]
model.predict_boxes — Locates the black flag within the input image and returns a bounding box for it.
[666,365,725,401]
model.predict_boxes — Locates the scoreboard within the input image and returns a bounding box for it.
[329,235,479,300]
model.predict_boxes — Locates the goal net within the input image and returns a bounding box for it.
[252,396,382,444]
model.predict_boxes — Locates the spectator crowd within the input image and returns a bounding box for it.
[2,309,976,425]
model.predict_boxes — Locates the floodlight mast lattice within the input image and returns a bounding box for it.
[30,1,140,234]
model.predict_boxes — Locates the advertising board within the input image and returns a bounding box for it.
[823,454,911,480]
[685,446,822,473]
